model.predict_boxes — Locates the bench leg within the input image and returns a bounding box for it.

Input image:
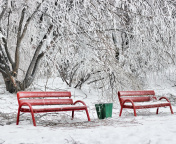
[133,108,137,116]
[16,107,21,125]
[72,109,90,121]
[85,108,91,121]
[156,107,159,114]
[72,110,74,119]
[119,107,123,116]
[170,105,174,114]
[17,102,37,126]
[120,107,137,116]
[30,110,36,126]
[157,105,174,115]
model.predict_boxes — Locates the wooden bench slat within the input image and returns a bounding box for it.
[17,91,71,99]
[118,90,155,96]
[19,99,73,105]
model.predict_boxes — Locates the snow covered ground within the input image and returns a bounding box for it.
[0,77,176,144]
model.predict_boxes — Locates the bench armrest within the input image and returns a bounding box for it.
[121,99,135,107]
[158,97,171,103]
[20,101,32,106]
[73,100,87,106]
[19,102,33,109]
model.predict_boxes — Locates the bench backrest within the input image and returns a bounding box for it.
[17,91,73,105]
[118,90,155,106]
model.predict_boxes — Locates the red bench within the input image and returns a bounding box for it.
[118,90,174,116]
[16,91,90,126]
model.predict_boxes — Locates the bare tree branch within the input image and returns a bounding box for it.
[2,37,13,65]
[0,0,8,31]
[23,25,53,89]
[112,32,119,61]
[6,9,12,39]
[87,78,105,84]
[74,73,91,89]
[25,25,53,78]
[0,68,6,75]
[14,8,26,74]
[14,1,44,75]
[23,52,45,89]
[0,44,9,65]
[31,52,45,77]
[56,64,70,86]
[20,1,43,40]
[0,7,7,21]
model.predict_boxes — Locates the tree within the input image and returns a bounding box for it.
[0,0,53,93]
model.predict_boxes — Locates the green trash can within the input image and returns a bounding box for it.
[95,103,113,119]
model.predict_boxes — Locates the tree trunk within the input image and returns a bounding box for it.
[2,74,16,93]
[0,1,52,93]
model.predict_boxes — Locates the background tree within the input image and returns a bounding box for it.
[44,0,176,100]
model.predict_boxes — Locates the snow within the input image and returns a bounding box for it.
[0,78,176,144]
